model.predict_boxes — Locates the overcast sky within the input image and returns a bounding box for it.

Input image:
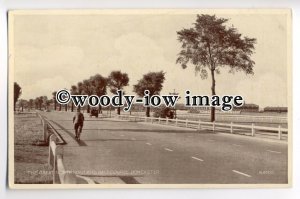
[12,10,289,108]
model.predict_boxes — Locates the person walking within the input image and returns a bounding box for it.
[73,108,84,141]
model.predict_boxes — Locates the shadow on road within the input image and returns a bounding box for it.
[50,120,88,146]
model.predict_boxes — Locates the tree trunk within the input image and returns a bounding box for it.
[210,69,216,122]
[98,104,102,114]
[146,107,150,117]
[65,104,67,111]
[117,107,121,115]
[71,103,74,112]
[54,101,57,111]
[59,104,62,111]
[87,105,90,113]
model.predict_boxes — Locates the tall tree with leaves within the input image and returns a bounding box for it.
[70,85,78,112]
[28,99,34,110]
[133,71,165,117]
[18,99,28,112]
[82,79,94,113]
[90,74,107,114]
[52,91,57,111]
[14,82,22,111]
[177,14,256,122]
[108,71,129,115]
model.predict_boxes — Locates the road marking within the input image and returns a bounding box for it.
[207,139,215,142]
[232,170,252,178]
[266,150,281,154]
[120,134,125,137]
[191,156,204,162]
[164,148,173,152]
[233,144,242,147]
[131,138,136,140]
[146,142,152,146]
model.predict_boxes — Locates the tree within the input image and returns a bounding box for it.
[52,91,57,111]
[90,74,107,114]
[70,85,78,112]
[28,99,34,110]
[82,79,94,113]
[41,96,49,110]
[18,99,28,112]
[14,82,22,111]
[177,14,256,122]
[34,98,39,109]
[34,97,43,110]
[108,71,129,115]
[133,71,165,117]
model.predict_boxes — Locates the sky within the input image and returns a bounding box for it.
[12,10,289,108]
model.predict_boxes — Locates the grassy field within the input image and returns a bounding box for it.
[14,112,52,184]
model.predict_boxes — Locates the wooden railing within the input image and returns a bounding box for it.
[37,112,95,184]
[117,115,288,140]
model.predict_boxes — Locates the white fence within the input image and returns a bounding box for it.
[48,134,81,184]
[37,112,95,184]
[117,115,288,140]
[176,113,287,124]
[37,112,65,144]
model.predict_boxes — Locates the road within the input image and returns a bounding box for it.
[40,111,288,184]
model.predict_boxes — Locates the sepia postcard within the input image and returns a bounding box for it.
[8,9,292,189]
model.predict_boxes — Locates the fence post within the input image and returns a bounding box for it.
[43,120,48,142]
[53,145,64,184]
[48,134,57,166]
[166,117,168,125]
[251,123,255,137]
[151,117,153,124]
[198,121,201,130]
[212,122,215,132]
[278,125,282,140]
[230,122,233,134]
[176,118,178,126]
[158,117,161,124]
[185,119,188,128]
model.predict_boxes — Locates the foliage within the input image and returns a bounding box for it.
[176,14,256,121]
[14,82,22,111]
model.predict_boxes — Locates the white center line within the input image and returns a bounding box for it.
[131,138,136,140]
[164,148,173,152]
[266,150,281,154]
[208,139,215,142]
[232,170,252,178]
[191,156,204,162]
[146,142,152,146]
[233,144,242,147]
[120,134,124,137]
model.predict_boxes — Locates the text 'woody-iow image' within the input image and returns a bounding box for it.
[8,9,292,188]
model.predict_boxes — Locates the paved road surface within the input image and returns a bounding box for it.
[40,111,288,184]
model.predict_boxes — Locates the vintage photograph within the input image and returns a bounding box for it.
[8,9,292,188]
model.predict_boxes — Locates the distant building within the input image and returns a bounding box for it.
[233,103,259,112]
[264,106,288,113]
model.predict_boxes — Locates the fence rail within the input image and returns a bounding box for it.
[37,112,95,184]
[117,115,288,140]
[37,112,65,144]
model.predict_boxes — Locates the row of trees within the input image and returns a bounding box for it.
[52,71,129,114]
[15,70,166,118]
[51,70,165,117]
